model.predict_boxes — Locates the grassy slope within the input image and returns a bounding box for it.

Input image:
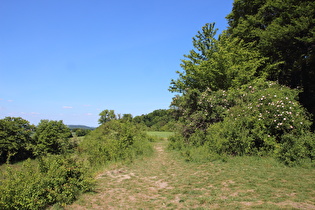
[65,136,315,209]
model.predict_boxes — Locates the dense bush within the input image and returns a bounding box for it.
[0,117,35,163]
[133,109,177,131]
[0,116,154,208]
[72,128,92,137]
[32,120,73,156]
[79,120,153,167]
[170,79,315,165]
[0,155,93,209]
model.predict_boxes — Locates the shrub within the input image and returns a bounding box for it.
[32,120,73,156]
[79,121,153,167]
[171,79,315,165]
[0,155,93,209]
[0,117,35,163]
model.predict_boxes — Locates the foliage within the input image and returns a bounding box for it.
[72,128,91,137]
[0,117,35,163]
[133,109,177,131]
[121,114,133,122]
[98,109,116,124]
[226,0,315,123]
[32,120,73,156]
[0,155,93,209]
[171,79,315,165]
[79,120,153,167]
[169,23,275,94]
[170,18,315,165]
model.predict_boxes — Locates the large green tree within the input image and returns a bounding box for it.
[0,117,34,163]
[169,23,273,94]
[98,109,116,124]
[226,0,315,121]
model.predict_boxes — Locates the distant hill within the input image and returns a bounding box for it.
[67,125,96,130]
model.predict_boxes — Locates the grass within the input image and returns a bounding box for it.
[65,139,315,209]
[146,131,175,139]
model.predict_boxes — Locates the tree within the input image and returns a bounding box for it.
[98,109,116,124]
[0,117,35,163]
[122,114,133,122]
[169,23,273,94]
[32,120,72,156]
[74,128,91,137]
[132,109,176,131]
[226,0,315,123]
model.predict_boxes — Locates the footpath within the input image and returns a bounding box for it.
[66,140,315,209]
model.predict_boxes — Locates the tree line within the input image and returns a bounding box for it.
[98,109,177,131]
[0,108,176,164]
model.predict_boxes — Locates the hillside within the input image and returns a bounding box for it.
[67,125,96,130]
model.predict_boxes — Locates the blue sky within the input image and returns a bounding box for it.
[0,0,234,127]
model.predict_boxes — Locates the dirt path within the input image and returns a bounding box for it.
[66,140,315,209]
[66,141,190,209]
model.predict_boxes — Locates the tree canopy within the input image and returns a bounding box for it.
[169,23,275,94]
[32,120,72,156]
[98,109,117,124]
[226,0,315,120]
[0,117,34,163]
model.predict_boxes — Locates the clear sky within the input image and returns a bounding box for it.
[0,0,234,127]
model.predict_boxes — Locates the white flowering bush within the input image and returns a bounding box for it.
[205,79,314,165]
[171,79,315,165]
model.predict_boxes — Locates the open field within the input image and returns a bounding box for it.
[65,138,315,209]
[146,131,174,139]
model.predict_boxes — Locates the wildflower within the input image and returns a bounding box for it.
[283,118,286,120]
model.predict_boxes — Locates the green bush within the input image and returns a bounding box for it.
[32,120,73,156]
[0,155,93,209]
[0,117,35,163]
[79,121,153,167]
[171,79,315,165]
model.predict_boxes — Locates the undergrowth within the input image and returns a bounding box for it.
[0,155,93,209]
[0,120,154,209]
